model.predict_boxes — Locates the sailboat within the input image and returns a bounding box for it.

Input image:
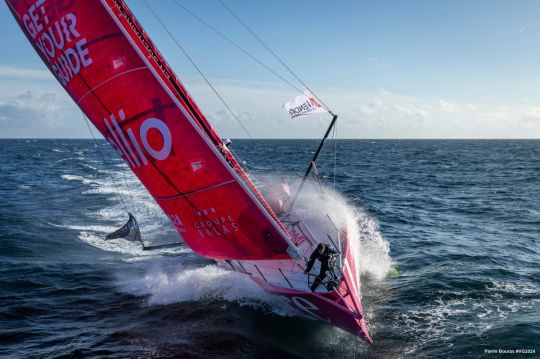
[6,0,372,343]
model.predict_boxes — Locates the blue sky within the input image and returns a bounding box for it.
[1,0,540,138]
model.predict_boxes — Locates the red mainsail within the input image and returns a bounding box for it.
[6,0,297,260]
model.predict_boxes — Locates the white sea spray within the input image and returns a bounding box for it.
[67,167,392,313]
[283,179,393,281]
[116,262,296,316]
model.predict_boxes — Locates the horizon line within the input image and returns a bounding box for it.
[0,137,539,141]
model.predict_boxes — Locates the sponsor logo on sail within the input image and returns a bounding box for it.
[104,109,172,168]
[22,0,93,86]
[169,214,187,233]
[193,207,239,238]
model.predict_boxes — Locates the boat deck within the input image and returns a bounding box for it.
[223,210,343,293]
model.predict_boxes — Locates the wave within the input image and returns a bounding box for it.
[60,167,392,323]
[60,174,102,186]
[116,262,296,317]
[285,180,393,281]
[396,280,540,354]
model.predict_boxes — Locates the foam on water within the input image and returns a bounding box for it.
[109,176,392,315]
[5,139,539,357]
[55,157,78,163]
[81,163,99,171]
[50,223,118,233]
[57,169,182,259]
[292,181,393,281]
[116,262,296,316]
[80,230,152,256]
[48,219,183,258]
[60,174,101,186]
[62,157,392,324]
[84,181,386,327]
[355,209,392,280]
[396,280,540,354]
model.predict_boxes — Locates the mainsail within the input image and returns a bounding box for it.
[7,0,297,260]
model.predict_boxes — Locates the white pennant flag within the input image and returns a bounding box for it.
[283,90,328,119]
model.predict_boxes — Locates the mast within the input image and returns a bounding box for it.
[287,113,338,210]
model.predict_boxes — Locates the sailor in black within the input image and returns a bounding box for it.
[304,243,337,291]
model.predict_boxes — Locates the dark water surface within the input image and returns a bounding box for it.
[0,139,538,358]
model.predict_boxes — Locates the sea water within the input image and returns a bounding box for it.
[0,139,538,358]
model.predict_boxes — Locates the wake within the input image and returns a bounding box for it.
[60,171,392,313]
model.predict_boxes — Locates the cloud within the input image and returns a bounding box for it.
[210,109,258,124]
[439,100,463,114]
[0,65,53,80]
[0,67,86,137]
[0,91,61,128]
[329,89,540,138]
[521,108,540,128]
[185,77,540,138]
[208,109,263,138]
[0,66,538,138]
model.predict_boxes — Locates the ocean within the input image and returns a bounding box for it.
[0,139,538,358]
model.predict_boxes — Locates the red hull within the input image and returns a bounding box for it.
[225,220,372,343]
[254,279,371,343]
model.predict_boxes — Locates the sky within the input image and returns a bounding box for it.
[1,0,540,138]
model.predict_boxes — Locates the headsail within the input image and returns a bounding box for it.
[7,0,298,260]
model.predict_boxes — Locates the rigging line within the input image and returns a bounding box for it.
[120,161,137,216]
[164,0,299,174]
[332,120,337,189]
[218,0,334,114]
[81,112,130,215]
[228,146,252,171]
[169,0,306,96]
[142,0,254,141]
[143,0,267,176]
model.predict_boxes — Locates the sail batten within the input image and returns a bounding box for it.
[76,66,149,104]
[155,180,237,201]
[8,0,296,260]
